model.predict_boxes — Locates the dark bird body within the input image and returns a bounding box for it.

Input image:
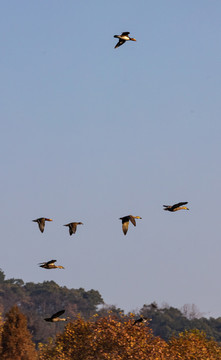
[32,217,52,233]
[163,202,189,212]
[39,259,64,269]
[44,310,69,322]
[63,222,83,235]
[119,215,142,235]
[114,32,136,49]
[133,317,148,325]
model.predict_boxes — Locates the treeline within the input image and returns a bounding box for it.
[99,303,221,343]
[1,268,221,346]
[136,303,221,342]
[38,315,221,360]
[0,269,103,344]
[1,306,221,359]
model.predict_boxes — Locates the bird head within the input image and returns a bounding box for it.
[130,38,136,41]
[45,218,53,221]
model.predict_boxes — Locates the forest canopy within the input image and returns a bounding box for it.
[1,268,221,347]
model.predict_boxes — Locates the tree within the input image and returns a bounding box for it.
[0,269,5,283]
[181,303,203,320]
[38,314,166,360]
[0,305,37,360]
[167,330,221,359]
[39,316,221,360]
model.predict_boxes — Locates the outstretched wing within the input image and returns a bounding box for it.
[51,310,65,319]
[133,318,143,325]
[115,39,126,49]
[70,223,77,235]
[121,32,130,36]
[129,216,136,227]
[46,259,57,265]
[120,216,130,235]
[38,218,45,233]
[171,202,188,210]
[122,221,129,235]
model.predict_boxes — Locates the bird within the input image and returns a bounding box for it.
[150,302,158,310]
[133,316,148,326]
[114,32,136,49]
[38,260,64,270]
[119,215,142,235]
[163,202,189,212]
[44,310,69,322]
[63,222,84,236]
[32,217,52,233]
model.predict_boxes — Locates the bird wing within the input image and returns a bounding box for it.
[133,318,142,325]
[171,202,188,210]
[46,260,57,265]
[122,221,129,235]
[115,39,126,49]
[129,216,136,227]
[38,218,45,233]
[51,310,65,319]
[121,32,130,36]
[70,223,77,235]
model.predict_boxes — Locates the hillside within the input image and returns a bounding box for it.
[1,268,221,345]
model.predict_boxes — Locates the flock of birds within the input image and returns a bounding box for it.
[33,201,189,240]
[33,202,189,322]
[32,32,189,324]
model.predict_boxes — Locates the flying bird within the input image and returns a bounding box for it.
[63,222,84,236]
[44,310,69,322]
[163,202,189,212]
[119,215,142,235]
[32,217,52,233]
[133,316,148,326]
[114,32,136,49]
[39,259,64,269]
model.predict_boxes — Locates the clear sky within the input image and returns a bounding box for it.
[1,1,221,318]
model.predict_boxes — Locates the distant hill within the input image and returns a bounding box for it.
[1,268,221,345]
[0,269,104,344]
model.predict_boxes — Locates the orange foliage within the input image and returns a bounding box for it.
[38,314,221,360]
[1,305,37,360]
[39,314,166,360]
[166,329,221,359]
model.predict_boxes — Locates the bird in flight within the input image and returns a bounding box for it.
[119,215,142,235]
[38,259,64,269]
[32,217,52,233]
[63,222,84,236]
[133,316,148,325]
[44,310,69,322]
[114,32,136,49]
[163,202,189,212]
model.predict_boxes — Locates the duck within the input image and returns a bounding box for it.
[119,215,142,235]
[32,217,52,233]
[133,316,148,326]
[44,310,69,322]
[163,202,189,212]
[39,259,64,269]
[114,32,136,49]
[63,222,84,236]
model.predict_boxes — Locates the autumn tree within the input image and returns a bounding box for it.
[0,305,37,360]
[39,314,166,360]
[167,330,221,359]
[39,314,221,360]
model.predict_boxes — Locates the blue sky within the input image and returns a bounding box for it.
[1,1,221,317]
